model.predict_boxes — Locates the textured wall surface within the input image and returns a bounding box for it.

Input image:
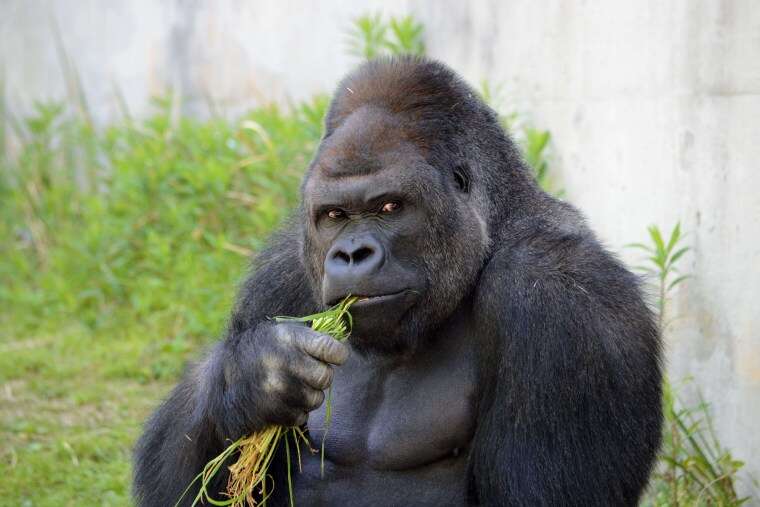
[2,0,759,497]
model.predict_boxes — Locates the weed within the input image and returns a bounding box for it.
[632,225,749,506]
[346,13,425,59]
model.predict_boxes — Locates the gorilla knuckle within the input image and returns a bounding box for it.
[273,323,296,345]
[260,370,286,396]
[330,340,350,365]
[315,334,333,356]
[313,334,348,365]
[304,388,325,410]
[294,411,308,427]
[315,365,334,389]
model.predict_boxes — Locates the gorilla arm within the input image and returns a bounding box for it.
[132,225,316,507]
[468,229,662,507]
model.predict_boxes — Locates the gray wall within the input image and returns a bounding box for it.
[3,0,759,498]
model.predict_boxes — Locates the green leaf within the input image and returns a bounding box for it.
[648,255,666,270]
[648,225,666,256]
[625,242,654,253]
[385,15,425,55]
[666,222,682,254]
[667,274,690,291]
[667,246,690,268]
[347,13,388,59]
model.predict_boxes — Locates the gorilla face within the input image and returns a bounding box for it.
[302,105,490,355]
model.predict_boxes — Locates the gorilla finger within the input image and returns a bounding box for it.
[273,322,302,346]
[295,330,349,365]
[291,356,334,390]
[279,380,318,411]
[267,405,308,427]
[294,411,308,427]
[302,386,326,411]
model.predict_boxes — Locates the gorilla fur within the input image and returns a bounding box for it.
[134,56,662,506]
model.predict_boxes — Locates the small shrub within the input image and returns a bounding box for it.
[1,95,328,372]
[631,225,749,506]
[346,13,425,59]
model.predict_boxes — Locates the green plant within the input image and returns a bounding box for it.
[477,82,561,195]
[346,13,425,59]
[385,15,426,56]
[1,95,327,336]
[631,225,748,506]
[0,96,326,505]
[521,126,556,193]
[650,379,749,506]
[628,224,690,328]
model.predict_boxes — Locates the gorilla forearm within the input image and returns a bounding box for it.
[132,349,230,506]
[470,226,662,506]
[134,225,328,506]
[229,223,317,334]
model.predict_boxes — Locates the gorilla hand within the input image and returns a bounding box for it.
[212,322,350,440]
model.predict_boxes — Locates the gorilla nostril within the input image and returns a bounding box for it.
[352,246,374,264]
[334,251,351,264]
[325,237,384,275]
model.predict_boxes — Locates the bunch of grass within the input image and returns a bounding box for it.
[178,296,357,507]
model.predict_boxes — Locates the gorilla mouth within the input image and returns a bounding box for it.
[353,291,408,307]
[327,290,409,308]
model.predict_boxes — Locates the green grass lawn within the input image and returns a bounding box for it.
[0,324,171,505]
[0,96,326,505]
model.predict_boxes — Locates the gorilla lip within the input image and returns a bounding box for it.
[331,290,408,308]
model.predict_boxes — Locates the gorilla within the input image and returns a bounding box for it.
[134,56,662,506]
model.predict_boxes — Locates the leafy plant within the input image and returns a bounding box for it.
[631,225,749,506]
[0,94,328,505]
[649,379,749,506]
[1,94,328,336]
[521,126,558,194]
[346,13,425,59]
[385,15,425,56]
[477,82,561,195]
[628,223,690,328]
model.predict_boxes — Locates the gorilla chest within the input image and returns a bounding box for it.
[306,331,478,470]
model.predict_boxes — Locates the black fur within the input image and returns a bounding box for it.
[134,56,662,506]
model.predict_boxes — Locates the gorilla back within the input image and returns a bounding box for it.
[133,56,662,507]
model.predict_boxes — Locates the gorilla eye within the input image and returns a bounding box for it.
[327,209,345,219]
[381,202,401,213]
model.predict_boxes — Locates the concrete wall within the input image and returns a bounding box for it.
[3,0,759,497]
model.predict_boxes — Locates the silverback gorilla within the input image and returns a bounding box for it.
[134,57,662,506]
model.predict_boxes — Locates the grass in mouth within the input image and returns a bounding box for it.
[178,296,357,507]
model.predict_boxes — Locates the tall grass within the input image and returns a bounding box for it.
[1,95,328,378]
[0,75,332,504]
[632,225,749,506]
[345,13,425,59]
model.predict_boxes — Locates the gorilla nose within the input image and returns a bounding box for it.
[325,235,385,281]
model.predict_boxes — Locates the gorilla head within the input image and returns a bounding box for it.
[300,57,533,355]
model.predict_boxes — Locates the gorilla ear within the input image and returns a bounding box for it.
[453,165,471,193]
